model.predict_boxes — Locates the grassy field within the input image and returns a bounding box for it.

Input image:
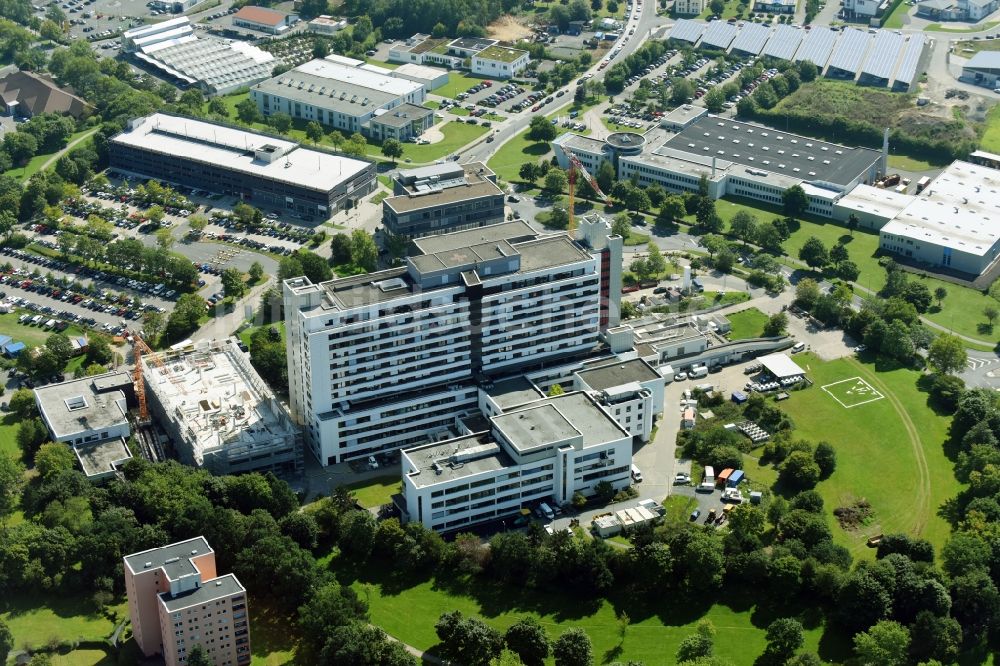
[726,307,769,340]
[337,561,836,665]
[925,20,999,31]
[3,128,97,182]
[981,103,1000,153]
[0,592,123,652]
[487,127,552,183]
[0,413,19,459]
[249,604,296,666]
[773,80,912,130]
[399,122,489,163]
[341,474,401,508]
[238,321,285,346]
[777,354,959,558]
[953,37,1000,56]
[881,1,911,28]
[887,153,949,171]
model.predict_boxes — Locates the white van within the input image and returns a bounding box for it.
[631,464,643,483]
[538,502,555,520]
[791,342,806,353]
[689,365,709,379]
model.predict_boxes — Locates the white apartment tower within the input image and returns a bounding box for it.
[283,221,622,466]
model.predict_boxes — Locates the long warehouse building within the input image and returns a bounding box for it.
[109,113,375,217]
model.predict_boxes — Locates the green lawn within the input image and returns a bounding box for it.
[777,354,959,558]
[397,122,489,163]
[339,563,833,665]
[249,604,296,666]
[981,103,1000,154]
[238,321,285,346]
[925,20,999,31]
[886,154,948,171]
[3,128,97,182]
[435,72,494,100]
[0,413,19,459]
[726,307,770,340]
[341,474,401,508]
[881,1,910,28]
[0,592,123,652]
[952,37,1000,55]
[704,291,751,307]
[487,127,552,183]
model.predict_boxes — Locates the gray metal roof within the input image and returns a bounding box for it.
[668,19,706,43]
[794,27,837,67]
[700,21,738,49]
[159,574,245,612]
[730,22,772,55]
[762,24,804,60]
[893,33,927,86]
[860,29,904,80]
[966,50,1000,71]
[827,28,873,74]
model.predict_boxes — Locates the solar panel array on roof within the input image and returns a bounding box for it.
[701,21,738,49]
[668,19,706,44]
[762,24,803,60]
[794,27,837,67]
[730,22,772,55]
[827,28,873,75]
[893,34,926,88]
[860,30,905,81]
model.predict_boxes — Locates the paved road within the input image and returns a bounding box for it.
[961,350,1000,388]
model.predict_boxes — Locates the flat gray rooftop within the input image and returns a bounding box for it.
[577,358,661,391]
[411,220,536,255]
[664,115,881,187]
[324,267,412,309]
[405,434,513,487]
[493,402,579,454]
[384,179,502,214]
[487,376,544,410]
[546,392,629,447]
[35,373,129,440]
[75,437,131,478]
[124,537,212,579]
[160,574,245,611]
[516,236,591,273]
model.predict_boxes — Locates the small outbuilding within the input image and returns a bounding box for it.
[758,352,806,380]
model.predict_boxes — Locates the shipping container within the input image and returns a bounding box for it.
[728,469,745,487]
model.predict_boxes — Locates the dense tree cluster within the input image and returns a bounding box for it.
[343,0,514,38]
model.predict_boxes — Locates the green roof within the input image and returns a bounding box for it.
[476,45,528,63]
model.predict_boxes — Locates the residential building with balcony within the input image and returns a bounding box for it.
[124,537,250,666]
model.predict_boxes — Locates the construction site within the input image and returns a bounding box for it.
[138,338,303,476]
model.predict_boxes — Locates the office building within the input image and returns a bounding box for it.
[34,372,134,480]
[962,51,1000,89]
[400,391,633,532]
[917,0,998,20]
[0,71,92,119]
[471,45,531,79]
[282,220,623,465]
[672,0,706,14]
[307,15,347,34]
[389,34,501,70]
[232,6,298,34]
[140,339,303,476]
[382,162,505,238]
[754,0,796,12]
[109,113,375,217]
[124,537,250,666]
[842,0,891,18]
[553,116,884,218]
[834,160,1000,277]
[250,58,432,140]
[122,18,274,95]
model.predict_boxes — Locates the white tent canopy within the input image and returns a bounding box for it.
[758,352,805,379]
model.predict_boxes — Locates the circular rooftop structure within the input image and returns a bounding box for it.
[605,131,646,155]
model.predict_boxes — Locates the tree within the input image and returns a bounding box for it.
[381,138,404,165]
[659,195,686,226]
[779,450,820,490]
[930,285,947,307]
[553,628,592,666]
[0,618,11,666]
[813,441,836,478]
[544,169,568,193]
[269,112,293,134]
[709,0,725,13]
[798,237,828,268]
[611,214,631,239]
[154,228,174,250]
[297,249,334,282]
[729,211,758,246]
[881,319,914,361]
[764,618,804,662]
[703,87,725,113]
[763,312,788,337]
[782,185,809,218]
[547,383,565,397]
[165,293,207,342]
[528,115,558,142]
[835,260,860,282]
[188,213,208,236]
[349,229,378,272]
[853,620,909,666]
[927,334,967,375]
[248,261,265,284]
[436,611,504,666]
[34,442,75,480]
[17,418,48,458]
[221,267,247,299]
[670,78,694,105]
[0,454,25,524]
[909,611,961,665]
[8,388,37,419]
[829,243,849,263]
[985,305,998,328]
[519,163,540,184]
[596,160,615,193]
[676,621,715,662]
[505,617,550,666]
[141,310,165,343]
[186,644,212,666]
[646,243,667,276]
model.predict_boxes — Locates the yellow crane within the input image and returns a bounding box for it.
[132,335,187,420]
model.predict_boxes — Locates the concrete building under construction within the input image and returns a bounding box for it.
[140,339,302,476]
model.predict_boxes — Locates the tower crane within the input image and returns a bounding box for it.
[567,152,610,231]
[132,335,187,421]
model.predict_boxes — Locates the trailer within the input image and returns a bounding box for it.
[728,469,745,487]
[717,468,733,486]
[916,176,931,193]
